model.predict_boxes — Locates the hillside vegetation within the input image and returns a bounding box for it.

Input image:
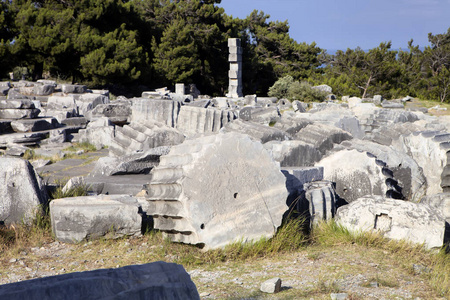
[1,1,449,101]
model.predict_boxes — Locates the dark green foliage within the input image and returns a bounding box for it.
[9,0,146,86]
[288,81,328,102]
[148,0,228,95]
[312,29,450,102]
[268,75,327,102]
[1,0,450,102]
[236,10,323,95]
[416,29,450,102]
[268,75,294,99]
[0,0,17,78]
[315,42,402,99]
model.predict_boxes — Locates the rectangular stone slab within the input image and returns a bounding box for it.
[50,194,142,243]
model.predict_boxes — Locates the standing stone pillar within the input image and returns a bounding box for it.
[227,38,243,98]
[175,83,185,95]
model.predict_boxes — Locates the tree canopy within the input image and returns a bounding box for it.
[0,0,321,96]
[1,0,450,102]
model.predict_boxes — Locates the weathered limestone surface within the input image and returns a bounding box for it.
[260,277,282,294]
[293,123,353,154]
[239,106,280,125]
[6,88,27,100]
[221,119,291,143]
[264,140,323,167]
[338,139,426,202]
[50,194,142,243]
[78,117,115,150]
[304,180,337,225]
[83,175,151,196]
[272,114,312,134]
[109,121,184,157]
[279,107,364,139]
[5,144,30,157]
[61,84,87,94]
[0,108,40,119]
[33,83,55,96]
[0,99,35,109]
[0,81,11,95]
[176,106,236,137]
[76,93,110,116]
[336,195,445,249]
[144,132,288,250]
[367,121,427,146]
[89,146,171,177]
[292,100,307,112]
[84,101,131,124]
[264,122,353,167]
[10,117,58,133]
[422,193,450,223]
[130,98,181,127]
[47,95,77,111]
[282,167,324,195]
[393,131,450,195]
[0,131,48,147]
[0,262,200,300]
[351,106,421,135]
[316,149,403,203]
[281,167,324,218]
[0,158,48,225]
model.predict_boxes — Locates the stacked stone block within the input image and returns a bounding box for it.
[227,38,243,98]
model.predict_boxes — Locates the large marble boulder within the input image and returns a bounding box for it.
[78,117,115,150]
[144,132,289,250]
[50,194,142,243]
[0,158,48,225]
[89,146,171,177]
[0,262,200,300]
[221,119,291,143]
[130,98,181,127]
[393,131,450,196]
[176,106,236,137]
[336,195,445,249]
[338,139,426,202]
[316,149,403,203]
[76,93,110,115]
[84,100,131,124]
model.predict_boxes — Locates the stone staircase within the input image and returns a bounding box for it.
[109,121,185,157]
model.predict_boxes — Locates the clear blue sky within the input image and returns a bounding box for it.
[218,0,450,51]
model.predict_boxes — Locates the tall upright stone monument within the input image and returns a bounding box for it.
[227,38,243,98]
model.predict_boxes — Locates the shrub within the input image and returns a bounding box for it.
[268,75,294,99]
[268,75,328,102]
[288,81,328,102]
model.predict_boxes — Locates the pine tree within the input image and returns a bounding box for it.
[11,0,146,85]
[149,0,228,95]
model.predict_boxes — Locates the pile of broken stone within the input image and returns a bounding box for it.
[1,80,449,251]
[2,80,450,298]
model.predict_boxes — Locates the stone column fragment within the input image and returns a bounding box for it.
[226,38,243,98]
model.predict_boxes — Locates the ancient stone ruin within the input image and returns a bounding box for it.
[2,38,450,297]
[144,132,288,249]
[226,38,243,98]
[1,76,450,253]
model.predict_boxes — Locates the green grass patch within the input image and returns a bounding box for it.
[50,179,89,200]
[63,142,97,153]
